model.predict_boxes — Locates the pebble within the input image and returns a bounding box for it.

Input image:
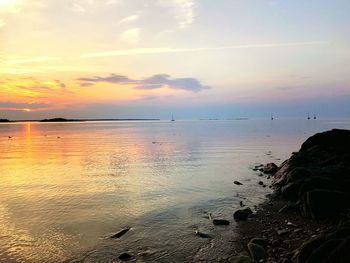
[213,219,230,225]
[118,253,132,261]
[277,229,289,235]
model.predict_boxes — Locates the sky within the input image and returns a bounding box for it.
[0,0,350,120]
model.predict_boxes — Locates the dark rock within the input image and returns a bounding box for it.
[195,230,211,238]
[277,229,289,235]
[280,180,305,201]
[118,252,132,261]
[258,181,264,186]
[306,238,342,263]
[303,189,348,220]
[110,228,130,239]
[281,167,314,186]
[249,237,268,249]
[263,163,278,175]
[233,208,253,222]
[278,202,298,213]
[247,242,268,261]
[234,181,243,185]
[213,219,230,225]
[327,236,350,263]
[294,228,303,233]
[300,129,350,153]
[293,233,326,263]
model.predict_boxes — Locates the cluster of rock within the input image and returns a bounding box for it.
[268,129,350,262]
[273,129,350,220]
[231,129,350,263]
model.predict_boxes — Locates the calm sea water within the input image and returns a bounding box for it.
[1,119,350,262]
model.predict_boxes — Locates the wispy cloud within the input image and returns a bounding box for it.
[173,0,195,29]
[77,73,210,92]
[159,0,196,29]
[119,14,140,24]
[81,41,326,58]
[78,74,134,84]
[0,77,72,99]
[0,101,51,111]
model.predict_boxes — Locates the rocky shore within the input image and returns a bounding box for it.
[194,129,350,263]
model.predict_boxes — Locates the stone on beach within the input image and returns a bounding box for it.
[195,230,211,238]
[213,219,230,225]
[233,207,253,222]
[118,252,133,261]
[110,228,130,239]
[234,181,243,185]
[263,162,278,175]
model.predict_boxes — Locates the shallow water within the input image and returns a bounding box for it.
[1,119,350,262]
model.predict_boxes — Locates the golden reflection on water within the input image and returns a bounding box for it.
[0,122,184,262]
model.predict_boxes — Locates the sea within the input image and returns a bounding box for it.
[1,119,350,262]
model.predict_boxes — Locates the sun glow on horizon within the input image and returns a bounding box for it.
[23,108,31,112]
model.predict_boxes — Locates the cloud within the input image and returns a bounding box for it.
[0,101,51,110]
[0,77,72,99]
[78,74,134,84]
[118,14,139,24]
[120,28,140,44]
[158,0,196,29]
[54,79,66,89]
[134,74,210,92]
[81,41,326,58]
[80,82,94,87]
[77,73,210,92]
[173,0,195,29]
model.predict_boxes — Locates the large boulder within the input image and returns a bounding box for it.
[233,208,253,222]
[263,163,278,175]
[300,129,350,153]
[272,129,350,220]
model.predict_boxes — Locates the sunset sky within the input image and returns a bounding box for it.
[1,0,350,120]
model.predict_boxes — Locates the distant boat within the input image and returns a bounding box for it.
[171,114,175,122]
[313,113,317,120]
[307,113,310,120]
[271,113,274,120]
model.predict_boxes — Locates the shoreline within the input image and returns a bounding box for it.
[194,129,350,262]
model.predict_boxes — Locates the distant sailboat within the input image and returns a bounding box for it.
[271,113,274,120]
[313,113,317,120]
[307,113,311,120]
[171,114,175,122]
